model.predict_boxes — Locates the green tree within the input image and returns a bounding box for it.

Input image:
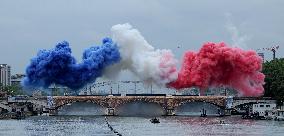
[262,58,284,104]
[0,83,24,96]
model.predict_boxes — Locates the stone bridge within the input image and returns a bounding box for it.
[49,96,227,116]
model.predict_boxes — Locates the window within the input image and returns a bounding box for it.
[266,105,270,107]
[260,105,264,107]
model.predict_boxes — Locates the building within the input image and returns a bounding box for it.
[0,64,11,86]
[11,74,25,87]
[252,103,276,118]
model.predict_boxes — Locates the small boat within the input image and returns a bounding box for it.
[150,117,160,124]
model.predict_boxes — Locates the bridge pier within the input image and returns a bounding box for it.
[200,108,207,117]
[106,108,115,116]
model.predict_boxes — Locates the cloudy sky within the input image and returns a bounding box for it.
[0,0,283,77]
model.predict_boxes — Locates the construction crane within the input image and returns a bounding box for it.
[257,45,280,60]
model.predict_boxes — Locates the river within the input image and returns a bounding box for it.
[0,116,284,136]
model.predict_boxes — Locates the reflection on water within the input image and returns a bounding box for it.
[0,116,284,136]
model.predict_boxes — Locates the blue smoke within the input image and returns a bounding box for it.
[22,37,121,90]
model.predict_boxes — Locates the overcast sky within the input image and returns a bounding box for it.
[0,0,283,78]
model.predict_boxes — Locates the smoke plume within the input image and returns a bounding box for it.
[225,13,250,49]
[104,23,178,86]
[22,38,120,89]
[168,42,265,96]
[22,23,264,97]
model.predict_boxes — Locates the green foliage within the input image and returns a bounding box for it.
[0,83,24,96]
[262,58,284,104]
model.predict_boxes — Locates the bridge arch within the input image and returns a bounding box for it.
[175,99,224,109]
[54,99,107,110]
[57,101,106,115]
[115,100,166,116]
[113,97,166,109]
[174,101,222,116]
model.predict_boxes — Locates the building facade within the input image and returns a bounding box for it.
[0,64,11,86]
[252,103,276,117]
[11,74,25,87]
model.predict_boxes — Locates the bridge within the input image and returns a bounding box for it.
[49,95,227,116]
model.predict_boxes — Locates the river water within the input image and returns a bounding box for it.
[0,116,284,136]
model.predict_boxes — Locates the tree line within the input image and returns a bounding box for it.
[0,83,24,96]
[262,58,284,104]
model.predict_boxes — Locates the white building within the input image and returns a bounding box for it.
[0,64,11,86]
[252,103,276,117]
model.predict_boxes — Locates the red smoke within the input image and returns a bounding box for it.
[168,42,265,96]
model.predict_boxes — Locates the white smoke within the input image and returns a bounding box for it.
[225,13,250,49]
[103,23,178,86]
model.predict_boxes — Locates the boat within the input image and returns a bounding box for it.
[219,120,225,124]
[150,117,160,124]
